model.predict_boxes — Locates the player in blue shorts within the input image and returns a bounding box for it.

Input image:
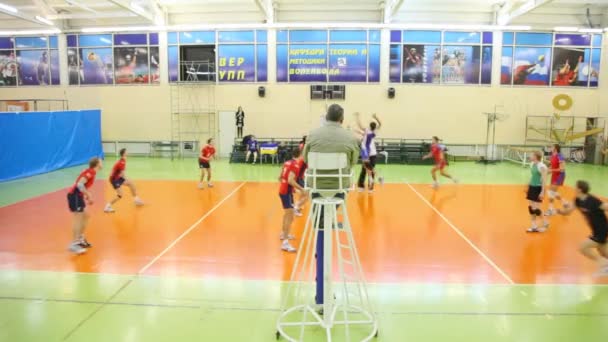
[104,148,144,213]
[278,149,306,252]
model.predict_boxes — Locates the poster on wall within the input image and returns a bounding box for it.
[0,50,17,86]
[590,49,600,87]
[481,47,492,84]
[402,44,440,83]
[168,46,178,82]
[17,50,50,85]
[114,47,149,84]
[552,47,589,87]
[501,47,513,84]
[67,48,81,85]
[512,47,551,86]
[50,50,60,85]
[328,44,367,82]
[218,44,255,82]
[149,46,160,84]
[441,46,481,84]
[79,48,113,85]
[287,44,327,82]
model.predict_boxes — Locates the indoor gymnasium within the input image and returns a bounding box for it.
[2,0,608,341]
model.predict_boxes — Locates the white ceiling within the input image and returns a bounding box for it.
[1,0,608,30]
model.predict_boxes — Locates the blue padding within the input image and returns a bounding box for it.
[0,110,103,182]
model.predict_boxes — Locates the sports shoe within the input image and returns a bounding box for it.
[78,239,92,248]
[453,178,459,184]
[544,209,556,217]
[357,187,365,193]
[68,243,86,255]
[134,198,144,206]
[279,234,295,240]
[526,226,546,233]
[431,182,439,189]
[207,183,214,188]
[104,205,115,213]
[593,266,608,277]
[294,208,303,217]
[197,183,204,189]
[378,176,385,185]
[281,241,296,253]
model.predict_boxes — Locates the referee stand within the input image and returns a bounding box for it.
[276,152,378,341]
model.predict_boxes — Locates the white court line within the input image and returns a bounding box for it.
[405,182,515,285]
[137,181,247,275]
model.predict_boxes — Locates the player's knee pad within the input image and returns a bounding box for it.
[534,209,542,216]
[548,190,557,200]
[528,206,534,215]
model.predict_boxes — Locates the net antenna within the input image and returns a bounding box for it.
[479,105,508,164]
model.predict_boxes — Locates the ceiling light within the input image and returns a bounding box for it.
[35,16,54,26]
[554,27,579,32]
[579,28,603,33]
[0,29,61,35]
[0,2,18,13]
[81,26,165,33]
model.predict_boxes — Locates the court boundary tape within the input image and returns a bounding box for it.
[405,182,515,285]
[62,181,247,340]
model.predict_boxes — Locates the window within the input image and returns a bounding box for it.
[276,29,381,83]
[0,36,59,87]
[390,30,493,85]
[168,30,267,83]
[501,32,601,88]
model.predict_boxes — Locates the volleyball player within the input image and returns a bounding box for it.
[278,149,306,252]
[545,144,566,216]
[293,149,308,217]
[422,136,457,189]
[526,151,550,233]
[67,157,102,254]
[198,138,216,189]
[558,180,608,276]
[104,148,144,213]
[355,112,381,193]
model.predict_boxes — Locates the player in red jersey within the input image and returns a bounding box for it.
[422,136,458,189]
[198,138,216,189]
[67,157,102,254]
[278,149,306,252]
[293,150,309,217]
[545,144,566,216]
[104,148,144,213]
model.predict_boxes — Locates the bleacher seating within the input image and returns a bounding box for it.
[230,137,446,165]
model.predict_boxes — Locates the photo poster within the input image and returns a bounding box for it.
[114,47,149,84]
[67,48,81,85]
[80,48,113,85]
[218,44,255,82]
[17,50,50,85]
[0,50,17,86]
[590,49,600,87]
[389,44,401,82]
[50,50,60,85]
[328,44,368,82]
[441,46,480,84]
[149,47,160,84]
[481,46,492,84]
[168,45,178,82]
[552,47,590,87]
[287,44,327,82]
[501,47,513,85]
[402,44,440,83]
[512,47,551,86]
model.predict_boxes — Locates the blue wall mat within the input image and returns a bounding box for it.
[0,109,103,182]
